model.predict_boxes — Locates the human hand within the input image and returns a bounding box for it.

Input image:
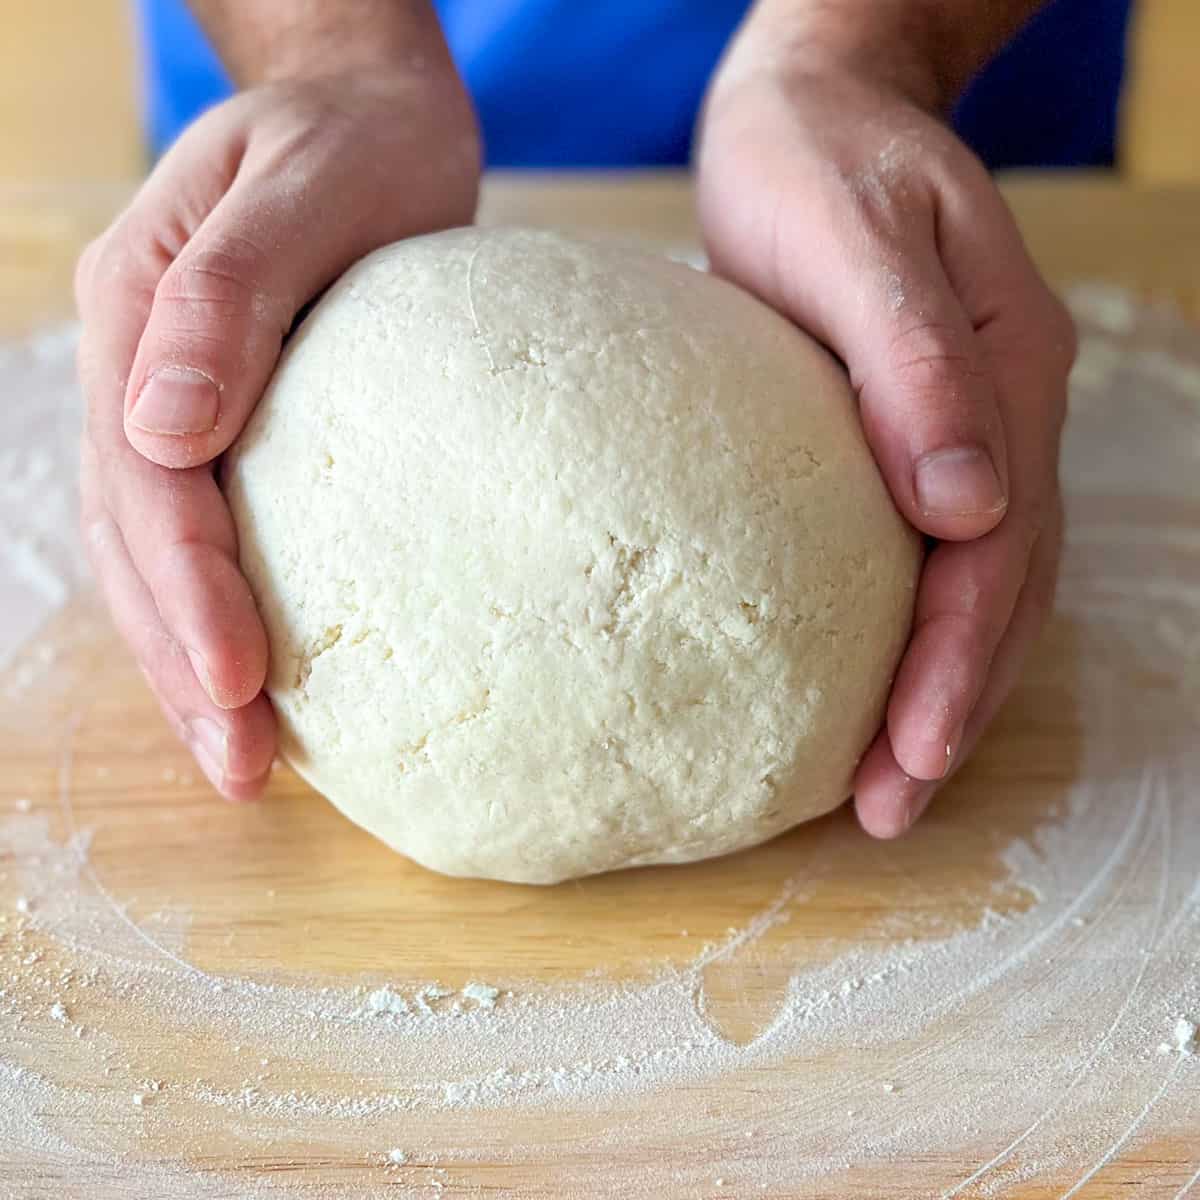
[696,10,1076,836]
[76,58,480,799]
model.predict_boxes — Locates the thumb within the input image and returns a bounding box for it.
[715,192,1011,544]
[122,143,440,470]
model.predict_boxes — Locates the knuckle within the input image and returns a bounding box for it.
[155,237,272,324]
[1044,492,1065,543]
[1014,487,1054,547]
[1043,294,1079,371]
[833,129,937,234]
[916,609,1001,677]
[98,223,149,285]
[1007,292,1077,376]
[1027,298,1075,434]
[847,173,925,247]
[934,136,990,195]
[79,221,165,314]
[258,104,343,161]
[73,236,104,307]
[75,226,149,306]
[852,189,908,244]
[883,321,987,414]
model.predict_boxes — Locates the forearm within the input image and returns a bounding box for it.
[735,0,1050,110]
[186,0,449,85]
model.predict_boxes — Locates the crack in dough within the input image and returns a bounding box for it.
[224,228,919,882]
[294,624,344,694]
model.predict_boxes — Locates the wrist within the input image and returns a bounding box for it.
[723,0,1037,113]
[196,1,455,89]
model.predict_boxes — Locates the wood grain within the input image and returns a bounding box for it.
[1,13,1198,1196]
[2,173,1199,1196]
[4,173,1199,335]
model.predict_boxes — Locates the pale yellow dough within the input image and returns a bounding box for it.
[223,227,919,884]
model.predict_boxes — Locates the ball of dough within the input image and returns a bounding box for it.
[224,227,919,884]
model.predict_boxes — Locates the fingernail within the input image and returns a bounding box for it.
[130,366,219,436]
[943,722,964,778]
[913,446,1006,518]
[186,716,227,773]
[186,647,215,700]
[192,742,227,796]
[901,784,935,832]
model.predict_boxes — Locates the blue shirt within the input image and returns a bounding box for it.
[136,0,1133,169]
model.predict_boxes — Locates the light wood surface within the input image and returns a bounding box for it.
[4,172,1200,334]
[1121,0,1200,182]
[0,0,141,186]
[2,6,1200,1194]
[1,173,1199,1195]
[476,171,1200,320]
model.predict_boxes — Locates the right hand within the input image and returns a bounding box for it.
[697,22,1075,838]
[76,64,480,799]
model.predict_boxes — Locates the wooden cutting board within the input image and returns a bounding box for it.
[1,175,1199,1197]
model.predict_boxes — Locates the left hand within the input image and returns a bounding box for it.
[75,62,480,800]
[696,39,1076,836]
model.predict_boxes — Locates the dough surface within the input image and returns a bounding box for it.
[224,227,919,884]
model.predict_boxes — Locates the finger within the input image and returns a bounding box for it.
[884,521,1030,781]
[854,500,1062,837]
[81,471,276,796]
[853,604,1006,838]
[73,103,243,337]
[853,731,933,838]
[881,265,1069,780]
[854,510,1034,823]
[122,144,435,470]
[948,500,1064,769]
[723,181,1010,543]
[872,159,1074,782]
[931,145,1078,373]
[853,256,1010,543]
[77,206,268,711]
[83,375,268,710]
[879,342,1060,786]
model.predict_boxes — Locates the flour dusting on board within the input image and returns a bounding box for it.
[2,289,1200,1197]
[0,326,85,678]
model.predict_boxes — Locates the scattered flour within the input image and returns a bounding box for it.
[1065,281,1140,334]
[361,982,501,1019]
[1171,1017,1197,1056]
[462,982,501,1010]
[0,325,87,678]
[1,294,1199,1195]
[363,987,409,1018]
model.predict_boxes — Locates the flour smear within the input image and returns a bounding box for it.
[1,288,1199,1198]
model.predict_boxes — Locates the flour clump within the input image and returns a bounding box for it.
[224,227,919,883]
